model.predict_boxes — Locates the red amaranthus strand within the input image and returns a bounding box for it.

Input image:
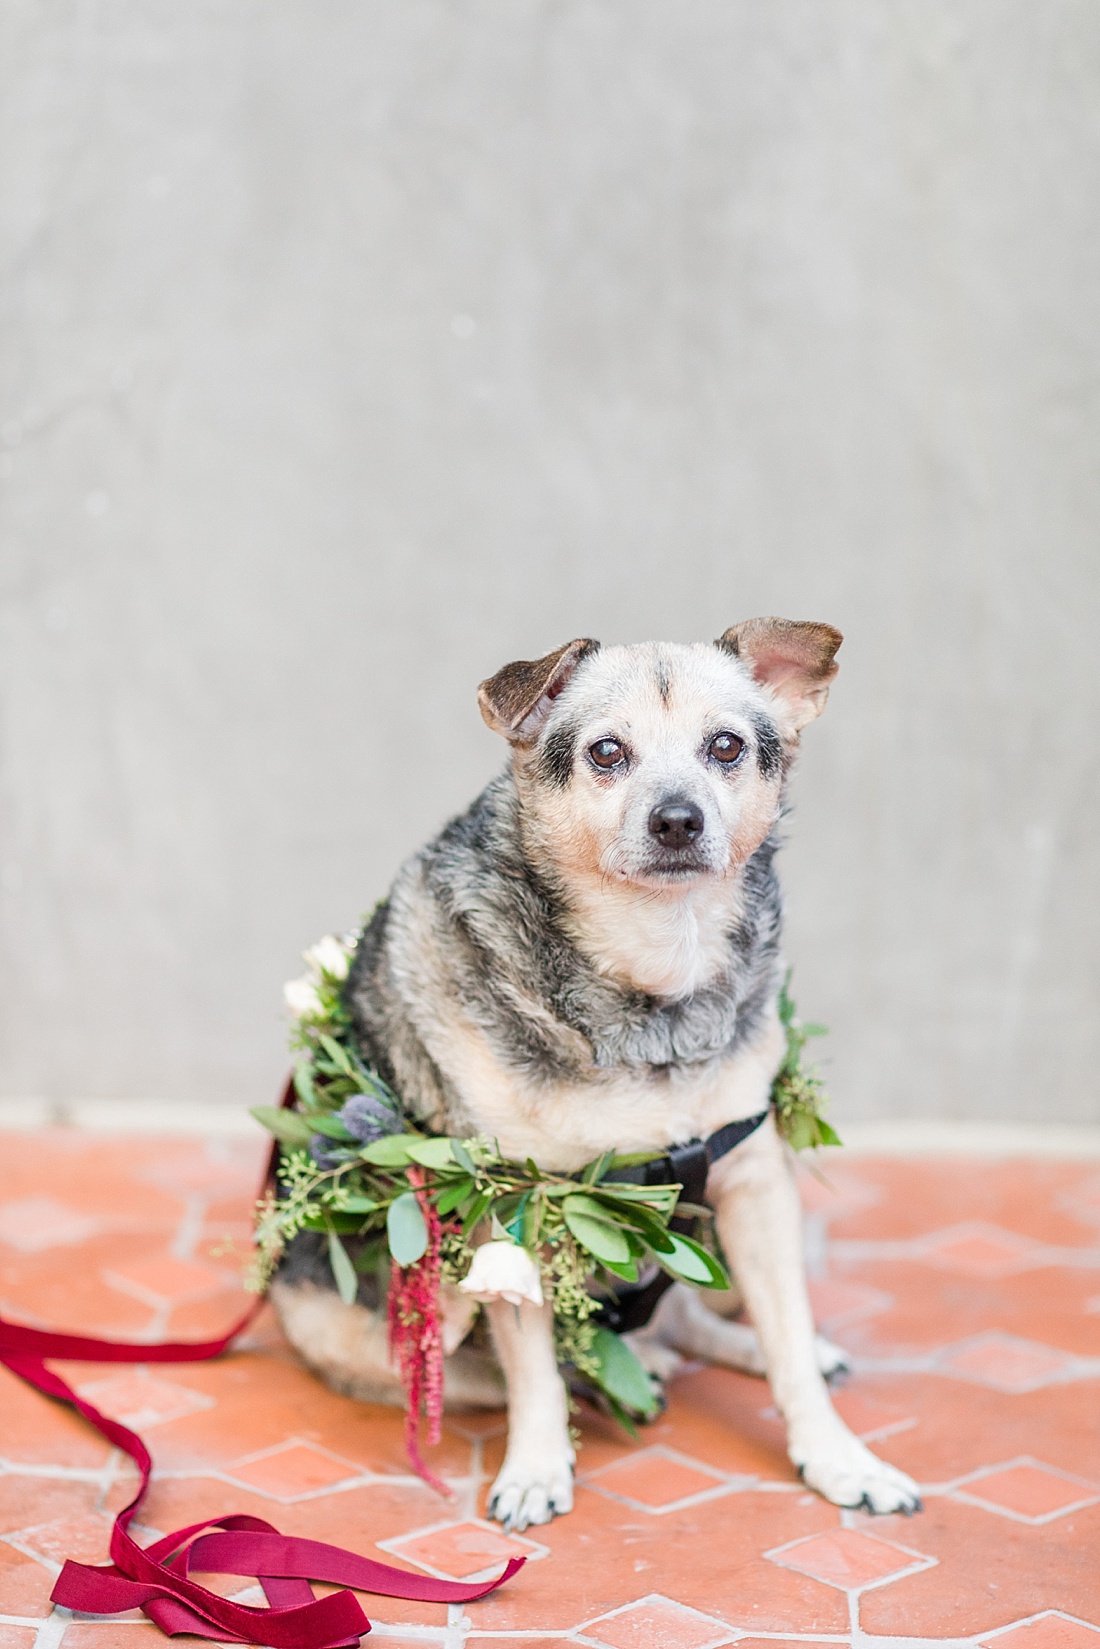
[387,1166,448,1494]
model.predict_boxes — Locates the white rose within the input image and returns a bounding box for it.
[303,934,353,982]
[458,1240,544,1308]
[284,975,324,1019]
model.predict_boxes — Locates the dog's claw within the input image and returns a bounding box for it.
[796,1434,922,1516]
[488,1456,574,1532]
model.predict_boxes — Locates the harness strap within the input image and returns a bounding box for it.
[594,1106,770,1335]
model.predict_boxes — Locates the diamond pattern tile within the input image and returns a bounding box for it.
[76,1369,213,1428]
[583,1447,731,1510]
[807,1277,891,1326]
[939,1333,1082,1392]
[580,1596,737,1649]
[7,1511,114,1566]
[381,1519,544,1582]
[923,1223,1045,1275]
[958,1461,1100,1522]
[981,1618,1100,1649]
[102,1253,237,1304]
[4,1128,1100,1644]
[224,1440,366,1499]
[0,1196,99,1252]
[766,1528,931,1591]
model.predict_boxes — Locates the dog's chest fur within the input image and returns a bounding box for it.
[347,775,784,1172]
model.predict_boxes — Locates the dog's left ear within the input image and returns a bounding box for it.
[479,637,601,745]
[717,618,842,735]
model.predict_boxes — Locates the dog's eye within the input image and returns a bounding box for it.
[709,732,745,765]
[589,738,626,770]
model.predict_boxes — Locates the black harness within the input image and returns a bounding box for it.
[594,1108,769,1334]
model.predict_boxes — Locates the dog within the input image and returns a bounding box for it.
[270,621,921,1530]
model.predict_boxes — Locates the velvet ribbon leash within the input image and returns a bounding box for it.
[0,1107,523,1645]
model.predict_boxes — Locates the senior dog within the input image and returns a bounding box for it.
[271,622,921,1530]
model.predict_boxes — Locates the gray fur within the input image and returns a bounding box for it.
[346,772,783,1136]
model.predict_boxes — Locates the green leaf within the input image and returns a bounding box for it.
[657,1232,729,1290]
[327,1230,358,1305]
[303,1211,367,1234]
[307,1114,355,1141]
[387,1192,429,1266]
[562,1197,633,1265]
[507,1191,531,1244]
[582,1150,616,1185]
[599,1257,640,1283]
[292,1062,316,1108]
[816,1118,843,1147]
[339,1194,379,1213]
[359,1135,416,1167]
[250,1106,314,1146]
[605,1150,665,1170]
[451,1140,476,1174]
[434,1177,475,1217]
[319,1033,354,1075]
[461,1189,493,1237]
[405,1137,455,1169]
[589,1326,659,1416]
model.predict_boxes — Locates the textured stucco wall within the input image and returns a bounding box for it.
[1,2,1097,1119]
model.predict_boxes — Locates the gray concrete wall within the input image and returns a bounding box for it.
[1,1,1097,1121]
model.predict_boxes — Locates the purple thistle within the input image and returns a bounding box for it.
[339,1092,401,1143]
[309,1134,347,1170]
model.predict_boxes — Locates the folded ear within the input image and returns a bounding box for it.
[478,637,600,745]
[717,618,842,735]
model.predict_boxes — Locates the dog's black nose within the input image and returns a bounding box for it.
[648,799,705,851]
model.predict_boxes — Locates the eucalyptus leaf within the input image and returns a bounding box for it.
[387,1192,429,1266]
[451,1140,476,1174]
[327,1230,359,1305]
[405,1137,455,1169]
[359,1135,416,1167]
[339,1194,379,1213]
[250,1106,314,1147]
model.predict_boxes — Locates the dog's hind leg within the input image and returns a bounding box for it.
[484,1296,575,1533]
[632,1285,850,1381]
[707,1117,921,1515]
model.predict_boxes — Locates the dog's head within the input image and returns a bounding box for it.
[478,621,841,893]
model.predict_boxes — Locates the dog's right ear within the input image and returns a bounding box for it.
[478,638,600,745]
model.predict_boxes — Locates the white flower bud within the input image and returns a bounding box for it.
[284,975,324,1019]
[303,934,353,981]
[458,1240,544,1308]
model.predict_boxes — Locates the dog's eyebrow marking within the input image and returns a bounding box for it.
[540,720,579,787]
[752,712,784,780]
[655,659,671,705]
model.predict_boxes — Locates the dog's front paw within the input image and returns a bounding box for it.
[488,1450,575,1532]
[796,1432,922,1515]
[815,1333,851,1383]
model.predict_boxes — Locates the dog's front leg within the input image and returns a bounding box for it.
[709,1117,921,1514]
[484,1296,575,1532]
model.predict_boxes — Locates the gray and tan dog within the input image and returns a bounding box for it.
[271,622,921,1530]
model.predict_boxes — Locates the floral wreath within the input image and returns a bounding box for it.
[251,926,839,1486]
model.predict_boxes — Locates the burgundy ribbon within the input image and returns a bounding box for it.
[0,1102,523,1645]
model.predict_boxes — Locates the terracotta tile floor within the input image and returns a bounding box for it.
[2,1130,1099,1647]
